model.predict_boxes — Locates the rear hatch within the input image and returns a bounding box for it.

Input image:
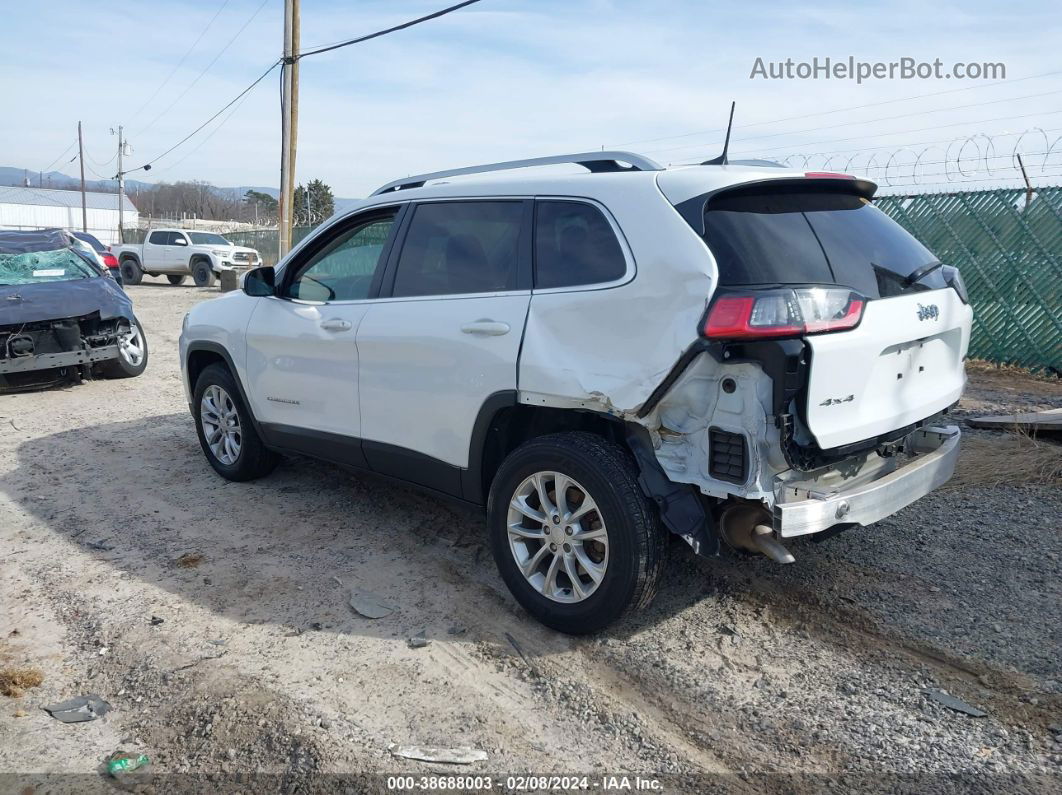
[698,179,972,450]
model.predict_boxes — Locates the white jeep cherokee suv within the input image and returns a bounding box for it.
[179,151,972,633]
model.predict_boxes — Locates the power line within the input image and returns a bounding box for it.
[613,68,1062,149]
[131,60,281,172]
[126,0,233,126]
[643,87,1062,157]
[156,76,260,174]
[713,108,1062,160]
[40,140,78,174]
[136,0,271,138]
[297,0,483,59]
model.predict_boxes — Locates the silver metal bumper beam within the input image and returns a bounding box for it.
[775,425,961,538]
[0,345,120,374]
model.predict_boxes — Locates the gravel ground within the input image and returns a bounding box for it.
[0,280,1059,793]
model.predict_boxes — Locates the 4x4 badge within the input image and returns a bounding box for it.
[917,303,939,321]
[819,395,854,406]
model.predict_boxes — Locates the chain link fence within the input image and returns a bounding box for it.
[876,187,1062,373]
[223,226,316,267]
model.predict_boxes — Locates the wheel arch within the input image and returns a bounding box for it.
[185,342,262,434]
[118,252,141,266]
[464,392,629,505]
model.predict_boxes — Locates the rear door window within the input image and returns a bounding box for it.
[148,231,169,245]
[703,187,944,298]
[391,201,523,297]
[534,200,626,288]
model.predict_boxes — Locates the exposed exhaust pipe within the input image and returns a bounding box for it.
[720,504,795,564]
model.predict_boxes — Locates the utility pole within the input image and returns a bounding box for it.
[278,0,300,259]
[77,121,88,233]
[115,125,125,242]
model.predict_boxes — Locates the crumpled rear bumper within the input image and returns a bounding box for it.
[774,425,961,538]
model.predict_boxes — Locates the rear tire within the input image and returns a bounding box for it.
[99,317,148,378]
[167,274,187,286]
[192,260,216,288]
[193,363,278,481]
[487,432,667,634]
[119,258,143,285]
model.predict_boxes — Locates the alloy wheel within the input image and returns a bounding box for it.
[506,471,609,603]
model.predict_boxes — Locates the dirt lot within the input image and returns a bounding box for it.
[1,280,1060,793]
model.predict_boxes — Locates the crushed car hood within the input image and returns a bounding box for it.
[0,278,134,326]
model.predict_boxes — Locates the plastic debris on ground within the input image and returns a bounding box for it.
[923,688,988,717]
[106,751,150,776]
[388,744,488,765]
[348,591,396,619]
[42,694,111,723]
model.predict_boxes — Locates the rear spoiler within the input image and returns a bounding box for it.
[672,176,878,237]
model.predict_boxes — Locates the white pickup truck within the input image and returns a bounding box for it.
[113,229,262,287]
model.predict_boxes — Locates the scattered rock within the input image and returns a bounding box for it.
[175,552,204,569]
[408,634,430,649]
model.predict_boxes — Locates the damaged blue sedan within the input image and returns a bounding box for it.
[0,229,148,392]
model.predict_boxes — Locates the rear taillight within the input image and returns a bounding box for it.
[942,265,969,304]
[703,288,865,340]
[101,253,119,267]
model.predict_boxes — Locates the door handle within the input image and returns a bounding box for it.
[460,320,510,336]
[320,318,353,332]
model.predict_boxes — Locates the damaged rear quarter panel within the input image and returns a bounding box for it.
[518,179,715,413]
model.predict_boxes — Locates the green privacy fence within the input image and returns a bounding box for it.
[876,187,1062,372]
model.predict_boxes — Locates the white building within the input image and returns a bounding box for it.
[0,185,138,246]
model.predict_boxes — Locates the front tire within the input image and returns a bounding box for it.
[167,274,187,286]
[192,260,216,288]
[487,432,667,634]
[99,317,148,378]
[119,258,143,285]
[193,363,278,481]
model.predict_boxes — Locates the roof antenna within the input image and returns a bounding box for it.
[701,101,735,165]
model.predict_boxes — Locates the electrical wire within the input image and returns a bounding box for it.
[297,0,483,59]
[710,108,1062,160]
[136,0,271,138]
[126,0,233,126]
[39,140,78,174]
[643,87,1062,157]
[130,60,281,172]
[612,68,1062,149]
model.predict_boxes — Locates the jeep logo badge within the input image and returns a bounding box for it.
[917,303,939,321]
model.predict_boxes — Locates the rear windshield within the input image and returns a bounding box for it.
[703,187,946,297]
[0,248,99,286]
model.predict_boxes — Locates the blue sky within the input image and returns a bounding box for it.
[2,0,1060,196]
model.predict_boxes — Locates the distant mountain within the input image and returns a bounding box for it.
[0,167,357,209]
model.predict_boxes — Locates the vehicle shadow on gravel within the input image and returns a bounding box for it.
[3,412,1060,697]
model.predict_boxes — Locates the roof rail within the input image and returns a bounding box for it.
[370,150,663,196]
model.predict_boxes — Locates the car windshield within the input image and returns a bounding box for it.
[0,248,99,286]
[188,232,230,245]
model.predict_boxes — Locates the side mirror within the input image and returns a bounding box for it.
[241,266,276,297]
[174,237,188,246]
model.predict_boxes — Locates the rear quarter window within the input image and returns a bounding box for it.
[534,200,626,289]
